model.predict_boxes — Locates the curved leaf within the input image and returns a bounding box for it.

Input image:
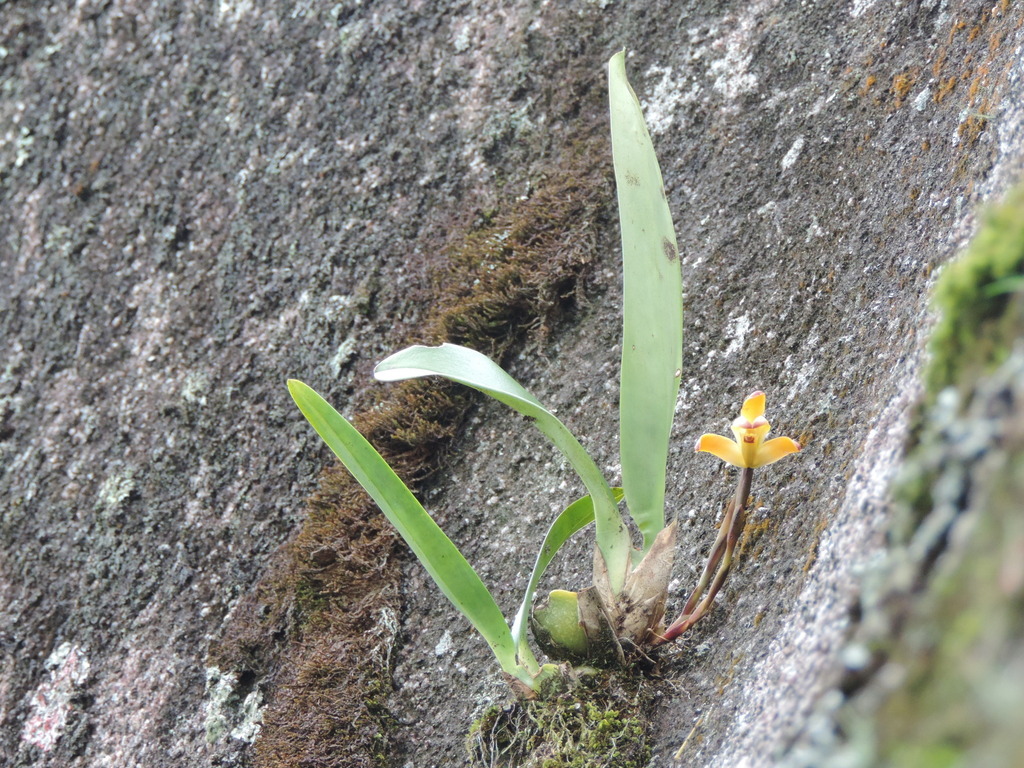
[287,379,535,684]
[511,489,624,664]
[374,343,631,594]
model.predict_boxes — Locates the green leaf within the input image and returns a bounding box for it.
[609,50,683,553]
[510,489,625,664]
[374,343,631,594]
[983,274,1024,297]
[287,379,535,684]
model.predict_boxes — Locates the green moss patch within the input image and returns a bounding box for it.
[926,183,1024,397]
[812,185,1024,767]
[873,387,1024,768]
[467,672,654,768]
[207,127,616,767]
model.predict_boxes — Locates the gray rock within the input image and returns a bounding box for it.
[2,1,1023,767]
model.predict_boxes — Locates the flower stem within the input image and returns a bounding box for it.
[655,467,753,644]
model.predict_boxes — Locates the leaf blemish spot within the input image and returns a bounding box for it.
[662,237,678,262]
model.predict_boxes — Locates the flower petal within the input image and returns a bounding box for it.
[740,391,766,422]
[753,436,801,468]
[695,433,746,467]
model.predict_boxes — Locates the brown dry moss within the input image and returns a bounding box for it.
[737,515,775,563]
[207,120,617,766]
[927,2,1018,169]
[890,70,917,108]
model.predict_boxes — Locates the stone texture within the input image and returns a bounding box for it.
[2,1,1023,766]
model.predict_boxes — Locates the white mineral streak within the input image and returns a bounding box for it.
[782,136,806,172]
[21,643,91,752]
[217,0,256,24]
[724,314,753,357]
[708,1,781,101]
[642,65,684,135]
[204,667,264,744]
[849,0,878,19]
[642,0,785,122]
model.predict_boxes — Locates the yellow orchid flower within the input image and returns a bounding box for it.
[695,391,801,469]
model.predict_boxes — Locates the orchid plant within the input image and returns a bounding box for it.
[656,391,799,643]
[289,52,799,695]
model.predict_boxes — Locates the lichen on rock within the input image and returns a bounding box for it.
[20,643,91,754]
[782,182,1024,768]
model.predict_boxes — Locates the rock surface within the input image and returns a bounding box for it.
[2,1,1023,767]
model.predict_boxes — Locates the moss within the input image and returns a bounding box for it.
[292,575,332,629]
[802,513,830,572]
[828,263,1024,766]
[858,74,878,98]
[933,76,958,103]
[467,672,653,768]
[737,515,774,562]
[891,71,916,107]
[207,122,615,767]
[872,442,1024,768]
[925,183,1024,397]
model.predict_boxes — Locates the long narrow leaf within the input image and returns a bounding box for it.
[287,379,530,681]
[609,51,683,553]
[510,489,625,664]
[374,343,632,594]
